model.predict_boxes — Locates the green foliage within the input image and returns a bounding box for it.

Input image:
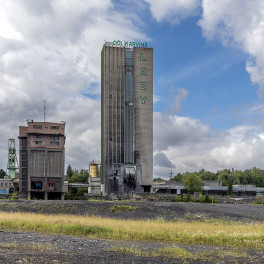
[66,166,89,183]
[174,195,181,202]
[0,169,6,179]
[183,193,190,202]
[175,194,215,203]
[66,165,73,179]
[253,199,264,205]
[170,167,264,187]
[183,173,202,193]
[171,173,183,182]
[153,177,165,182]
[110,205,139,212]
[76,188,88,196]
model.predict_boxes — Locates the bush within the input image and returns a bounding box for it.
[174,195,181,202]
[76,188,88,196]
[183,193,191,202]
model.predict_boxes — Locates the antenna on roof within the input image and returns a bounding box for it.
[44,99,46,122]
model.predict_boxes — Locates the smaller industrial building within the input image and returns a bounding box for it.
[18,121,66,200]
[152,181,264,196]
[0,177,12,194]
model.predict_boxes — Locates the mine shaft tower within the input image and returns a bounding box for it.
[7,139,18,179]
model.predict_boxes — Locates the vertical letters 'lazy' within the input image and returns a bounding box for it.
[140,68,147,76]
[140,53,146,61]
[140,82,146,90]
[140,96,147,104]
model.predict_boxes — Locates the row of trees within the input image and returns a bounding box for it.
[154,167,264,188]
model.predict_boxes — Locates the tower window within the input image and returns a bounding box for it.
[50,142,59,146]
[51,126,59,130]
[33,125,42,129]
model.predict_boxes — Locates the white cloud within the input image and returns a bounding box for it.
[0,0,147,171]
[170,88,188,114]
[154,112,264,178]
[144,0,201,23]
[198,0,264,96]
[154,112,209,152]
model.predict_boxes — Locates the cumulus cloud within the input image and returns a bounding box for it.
[154,112,209,152]
[154,152,175,168]
[198,0,264,96]
[144,0,201,23]
[154,112,264,179]
[0,0,147,170]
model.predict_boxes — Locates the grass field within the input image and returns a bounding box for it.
[0,211,263,250]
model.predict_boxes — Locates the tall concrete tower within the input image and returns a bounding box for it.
[101,41,153,194]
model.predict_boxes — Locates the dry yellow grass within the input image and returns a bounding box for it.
[0,211,263,249]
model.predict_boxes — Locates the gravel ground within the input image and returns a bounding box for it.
[0,199,264,222]
[0,230,263,264]
[0,200,264,263]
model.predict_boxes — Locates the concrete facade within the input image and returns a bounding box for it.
[18,121,65,199]
[101,42,153,194]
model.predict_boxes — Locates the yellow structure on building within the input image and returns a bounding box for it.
[89,161,99,178]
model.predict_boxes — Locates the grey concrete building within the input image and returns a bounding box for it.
[101,41,153,194]
[18,121,66,199]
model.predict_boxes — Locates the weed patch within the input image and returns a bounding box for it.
[0,212,263,250]
[111,246,248,261]
[110,205,139,212]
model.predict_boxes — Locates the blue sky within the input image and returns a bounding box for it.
[0,0,264,179]
[151,15,257,130]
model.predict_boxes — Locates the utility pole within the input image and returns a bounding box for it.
[169,169,173,180]
[7,139,18,179]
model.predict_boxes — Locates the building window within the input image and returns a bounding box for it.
[50,142,59,146]
[5,183,7,187]
[51,126,59,130]
[1,183,3,187]
[35,141,42,145]
[31,181,43,190]
[33,135,41,139]
[50,136,59,140]
[47,182,55,191]
[33,125,42,129]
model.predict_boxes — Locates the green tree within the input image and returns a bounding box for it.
[183,172,202,193]
[0,169,6,179]
[172,173,183,182]
[217,169,232,186]
[153,177,165,182]
[78,169,89,183]
[198,169,217,181]
[69,169,89,183]
[66,165,73,181]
